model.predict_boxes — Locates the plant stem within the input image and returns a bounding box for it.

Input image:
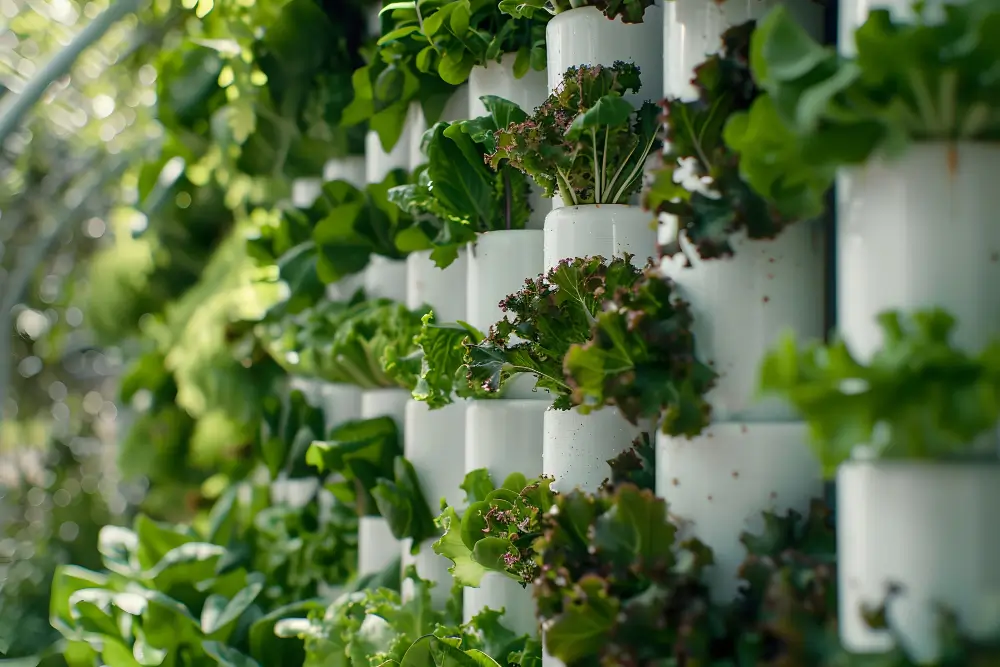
[0,0,142,146]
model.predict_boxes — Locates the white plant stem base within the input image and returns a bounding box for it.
[660,222,826,421]
[543,205,657,272]
[837,142,1000,361]
[543,406,642,493]
[464,574,537,636]
[546,5,664,106]
[358,516,399,577]
[364,255,408,303]
[407,249,468,323]
[838,462,1000,662]
[655,422,821,602]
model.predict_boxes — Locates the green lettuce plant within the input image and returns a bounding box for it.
[277,568,540,667]
[434,471,554,587]
[564,264,717,436]
[377,0,548,86]
[306,416,438,549]
[49,512,323,667]
[644,21,810,262]
[759,308,1000,476]
[341,10,458,153]
[499,0,656,24]
[389,97,534,268]
[312,171,422,284]
[725,0,1000,220]
[259,297,428,391]
[488,62,661,206]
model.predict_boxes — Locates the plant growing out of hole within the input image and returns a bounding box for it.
[488,62,661,207]
[499,0,657,24]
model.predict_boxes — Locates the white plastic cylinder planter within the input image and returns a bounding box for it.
[316,383,363,432]
[363,255,409,302]
[659,221,826,422]
[663,0,824,100]
[467,230,549,401]
[291,178,322,208]
[655,423,822,602]
[468,54,548,118]
[401,541,455,606]
[366,128,411,185]
[462,400,547,632]
[838,143,1000,362]
[360,387,411,431]
[467,230,544,333]
[838,462,1000,662]
[406,249,468,323]
[325,272,366,302]
[401,400,467,603]
[543,205,657,271]
[358,515,399,577]
[270,476,319,508]
[838,0,955,57]
[323,156,367,188]
[546,5,664,106]
[543,406,642,493]
[407,87,470,169]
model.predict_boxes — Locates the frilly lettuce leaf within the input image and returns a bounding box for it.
[563,267,716,437]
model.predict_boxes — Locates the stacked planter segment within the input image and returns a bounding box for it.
[835,144,1000,656]
[653,0,826,603]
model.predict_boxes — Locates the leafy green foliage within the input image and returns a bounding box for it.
[489,63,661,206]
[372,457,440,549]
[390,98,533,268]
[534,484,715,666]
[466,255,644,409]
[498,0,656,24]
[601,433,656,492]
[278,568,539,667]
[645,21,808,261]
[312,172,421,284]
[48,509,328,667]
[377,0,548,86]
[259,297,429,391]
[726,0,1000,220]
[257,387,327,480]
[343,4,459,152]
[759,309,1000,476]
[564,266,716,436]
[433,471,554,587]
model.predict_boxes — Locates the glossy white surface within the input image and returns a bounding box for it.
[543,406,641,493]
[406,248,468,323]
[663,0,824,100]
[656,422,821,601]
[660,221,826,421]
[837,143,1000,362]
[838,462,1000,660]
[363,255,408,302]
[544,205,657,271]
[323,156,366,188]
[466,399,547,480]
[546,5,664,107]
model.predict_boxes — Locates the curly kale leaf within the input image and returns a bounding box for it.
[498,0,655,24]
[490,62,661,206]
[466,255,644,408]
[759,308,1000,475]
[404,312,491,409]
[564,267,716,436]
[645,21,805,262]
